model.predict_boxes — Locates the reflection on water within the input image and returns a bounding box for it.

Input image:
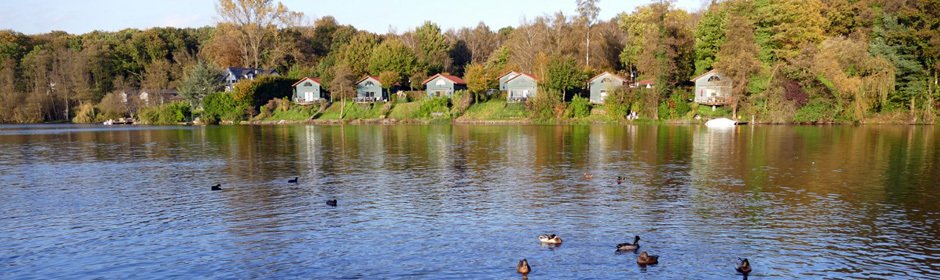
[1,124,939,279]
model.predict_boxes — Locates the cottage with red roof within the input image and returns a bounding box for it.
[423,73,467,98]
[356,76,385,102]
[292,77,324,104]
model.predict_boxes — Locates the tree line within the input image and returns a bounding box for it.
[0,0,938,124]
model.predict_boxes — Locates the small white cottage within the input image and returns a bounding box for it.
[691,70,732,105]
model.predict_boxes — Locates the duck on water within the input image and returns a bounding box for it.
[538,234,562,245]
[616,235,641,252]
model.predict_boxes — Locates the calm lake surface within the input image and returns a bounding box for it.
[1,124,939,279]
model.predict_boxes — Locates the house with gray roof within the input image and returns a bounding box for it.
[691,69,731,105]
[224,67,278,92]
[588,72,627,104]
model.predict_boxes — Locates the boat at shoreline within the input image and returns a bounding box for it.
[705,117,737,128]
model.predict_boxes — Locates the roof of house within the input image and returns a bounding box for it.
[226,67,277,78]
[292,77,322,87]
[498,70,519,80]
[422,73,466,85]
[589,71,627,83]
[357,76,381,85]
[636,79,654,86]
[505,73,538,83]
[690,69,721,82]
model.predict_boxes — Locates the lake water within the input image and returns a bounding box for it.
[1,124,939,279]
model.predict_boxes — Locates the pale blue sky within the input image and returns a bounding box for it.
[0,0,705,35]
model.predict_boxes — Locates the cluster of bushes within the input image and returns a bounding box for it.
[450,90,473,116]
[230,76,295,110]
[564,96,591,119]
[71,103,99,124]
[657,89,692,120]
[138,102,191,125]
[202,92,247,123]
[412,96,451,119]
[525,92,564,122]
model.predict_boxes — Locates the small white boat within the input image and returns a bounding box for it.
[103,119,114,125]
[705,117,737,128]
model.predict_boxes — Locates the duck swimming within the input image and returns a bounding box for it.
[616,176,624,185]
[517,259,530,275]
[538,234,562,244]
[288,177,298,184]
[210,184,222,191]
[736,258,752,275]
[583,172,593,180]
[616,235,640,252]
[636,251,659,265]
[326,199,337,206]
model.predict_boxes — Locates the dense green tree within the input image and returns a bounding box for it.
[464,63,494,94]
[378,71,400,99]
[368,38,416,77]
[714,15,761,120]
[335,32,376,76]
[543,56,589,98]
[414,21,451,74]
[178,61,225,107]
[620,2,694,118]
[753,0,827,63]
[693,2,727,74]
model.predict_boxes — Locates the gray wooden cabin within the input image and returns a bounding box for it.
[423,74,467,98]
[498,71,519,91]
[692,70,732,105]
[292,77,324,104]
[506,73,538,102]
[588,72,627,104]
[356,76,385,102]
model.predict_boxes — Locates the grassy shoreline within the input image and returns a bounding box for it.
[233,100,928,126]
[46,97,934,126]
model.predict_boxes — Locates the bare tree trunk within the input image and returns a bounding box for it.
[340,97,346,119]
[585,35,590,66]
[732,99,738,120]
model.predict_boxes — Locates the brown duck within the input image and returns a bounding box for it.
[637,251,659,265]
[517,258,531,275]
[736,258,752,275]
